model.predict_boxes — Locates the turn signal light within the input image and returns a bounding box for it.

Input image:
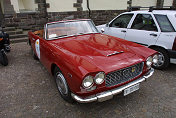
[0,38,3,41]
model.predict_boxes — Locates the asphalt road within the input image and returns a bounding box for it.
[0,42,176,118]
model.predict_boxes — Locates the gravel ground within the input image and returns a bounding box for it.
[0,42,176,118]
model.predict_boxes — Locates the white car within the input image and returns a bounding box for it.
[97,9,176,69]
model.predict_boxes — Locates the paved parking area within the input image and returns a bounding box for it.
[0,42,176,118]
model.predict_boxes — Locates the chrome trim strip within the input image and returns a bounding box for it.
[107,51,124,57]
[71,68,154,103]
[170,58,176,64]
[71,94,97,103]
[143,68,154,79]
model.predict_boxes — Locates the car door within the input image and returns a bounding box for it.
[104,14,134,39]
[39,28,54,70]
[125,13,160,46]
[154,14,176,49]
[30,27,52,69]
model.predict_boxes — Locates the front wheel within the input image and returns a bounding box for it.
[0,51,8,66]
[151,47,170,69]
[54,67,74,103]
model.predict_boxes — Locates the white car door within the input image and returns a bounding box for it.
[154,14,176,49]
[103,14,134,39]
[125,13,160,46]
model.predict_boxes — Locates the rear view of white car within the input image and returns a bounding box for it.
[97,7,176,69]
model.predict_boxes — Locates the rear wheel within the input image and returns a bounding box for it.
[31,48,38,60]
[0,51,8,66]
[54,67,74,103]
[151,47,170,69]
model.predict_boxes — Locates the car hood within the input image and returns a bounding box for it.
[48,33,144,75]
[96,24,106,28]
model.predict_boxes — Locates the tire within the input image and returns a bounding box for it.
[54,67,74,103]
[0,51,8,66]
[151,47,170,69]
[31,48,38,60]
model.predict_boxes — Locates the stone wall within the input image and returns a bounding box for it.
[3,10,125,31]
[90,10,126,25]
[48,10,125,25]
[4,12,44,31]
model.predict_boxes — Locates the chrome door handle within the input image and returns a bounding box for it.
[121,30,126,33]
[150,33,157,37]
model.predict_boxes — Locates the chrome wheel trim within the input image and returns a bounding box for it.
[56,72,68,95]
[153,52,165,67]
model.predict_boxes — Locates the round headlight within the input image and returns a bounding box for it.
[153,54,159,64]
[82,76,94,89]
[94,72,105,85]
[146,56,153,67]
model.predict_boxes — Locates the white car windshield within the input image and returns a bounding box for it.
[46,20,98,40]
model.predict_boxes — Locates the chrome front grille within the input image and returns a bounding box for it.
[105,62,144,87]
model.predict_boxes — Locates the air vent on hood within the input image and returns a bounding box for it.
[107,51,124,57]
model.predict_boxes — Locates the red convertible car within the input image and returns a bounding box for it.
[28,19,158,103]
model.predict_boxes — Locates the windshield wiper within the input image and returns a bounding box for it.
[57,35,68,37]
[78,32,95,35]
[53,35,68,39]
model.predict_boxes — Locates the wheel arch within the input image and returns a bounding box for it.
[149,45,169,55]
[28,38,31,46]
[51,63,58,75]
[51,63,65,75]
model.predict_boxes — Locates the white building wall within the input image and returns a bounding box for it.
[82,0,88,11]
[10,0,20,13]
[10,0,37,13]
[9,0,175,13]
[87,0,128,10]
[132,0,157,7]
[18,0,25,10]
[163,0,173,6]
[46,0,77,12]
[22,0,38,11]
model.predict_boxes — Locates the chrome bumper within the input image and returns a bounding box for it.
[171,58,176,64]
[71,68,154,103]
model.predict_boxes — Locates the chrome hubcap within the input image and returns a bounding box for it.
[56,72,68,95]
[153,52,165,67]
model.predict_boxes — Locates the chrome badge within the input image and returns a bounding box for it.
[132,67,136,73]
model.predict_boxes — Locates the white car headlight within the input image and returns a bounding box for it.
[82,76,94,89]
[94,72,105,85]
[146,56,153,68]
[153,54,159,64]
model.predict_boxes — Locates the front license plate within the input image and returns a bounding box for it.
[124,83,140,96]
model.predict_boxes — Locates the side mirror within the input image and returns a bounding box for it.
[101,28,105,33]
[105,23,109,27]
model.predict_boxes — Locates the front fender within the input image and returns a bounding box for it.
[50,51,101,94]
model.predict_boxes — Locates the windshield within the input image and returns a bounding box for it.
[154,14,175,32]
[46,20,98,40]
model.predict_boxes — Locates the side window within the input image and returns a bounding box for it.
[131,14,158,31]
[109,14,133,28]
[154,14,175,32]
